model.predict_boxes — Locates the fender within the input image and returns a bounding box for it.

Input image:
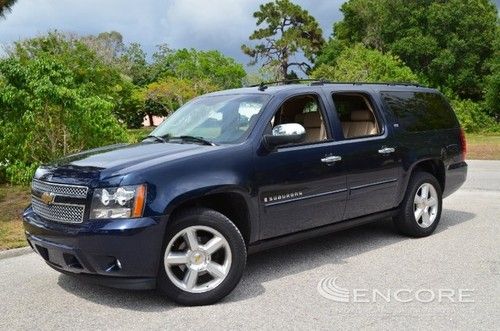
[396,156,445,206]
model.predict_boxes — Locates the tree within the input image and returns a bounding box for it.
[120,42,150,86]
[152,48,246,89]
[329,0,498,100]
[0,53,128,184]
[312,44,419,83]
[483,26,500,120]
[242,0,324,79]
[243,65,284,85]
[80,31,125,65]
[137,77,218,126]
[9,32,148,128]
[0,0,16,18]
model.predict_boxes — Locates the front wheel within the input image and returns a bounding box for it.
[158,208,246,306]
[393,171,443,237]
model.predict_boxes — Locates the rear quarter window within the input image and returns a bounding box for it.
[381,91,458,132]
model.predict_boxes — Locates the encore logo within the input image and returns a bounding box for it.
[317,277,474,303]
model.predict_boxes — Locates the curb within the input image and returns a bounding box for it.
[0,246,32,260]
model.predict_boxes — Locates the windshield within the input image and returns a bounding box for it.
[150,94,270,144]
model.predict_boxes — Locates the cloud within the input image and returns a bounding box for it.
[164,0,263,59]
[0,0,344,64]
[0,0,167,53]
[163,0,344,62]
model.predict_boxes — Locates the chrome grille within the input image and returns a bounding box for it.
[32,197,85,223]
[31,179,88,223]
[32,179,88,198]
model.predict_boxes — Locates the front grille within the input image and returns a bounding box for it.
[32,197,85,224]
[32,179,88,198]
[31,179,88,224]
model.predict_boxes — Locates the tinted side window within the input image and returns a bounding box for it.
[331,93,381,139]
[268,94,329,144]
[381,91,458,132]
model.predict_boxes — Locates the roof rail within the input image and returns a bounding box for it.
[341,81,425,87]
[249,78,330,90]
[248,79,425,90]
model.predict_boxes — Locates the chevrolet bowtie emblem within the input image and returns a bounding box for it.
[41,192,56,205]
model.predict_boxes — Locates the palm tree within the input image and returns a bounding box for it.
[0,0,17,19]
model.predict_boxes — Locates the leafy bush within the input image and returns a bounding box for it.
[451,99,499,133]
[483,26,499,120]
[4,162,39,186]
[0,35,129,185]
[127,127,154,143]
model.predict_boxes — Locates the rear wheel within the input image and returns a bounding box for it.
[158,208,246,305]
[393,171,442,237]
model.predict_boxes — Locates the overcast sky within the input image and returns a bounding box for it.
[0,0,344,65]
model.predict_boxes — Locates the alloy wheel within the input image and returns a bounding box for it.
[164,225,232,293]
[413,183,439,228]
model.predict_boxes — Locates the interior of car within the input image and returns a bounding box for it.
[332,93,380,139]
[270,95,328,143]
[268,93,380,143]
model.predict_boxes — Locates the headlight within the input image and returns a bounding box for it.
[90,184,147,219]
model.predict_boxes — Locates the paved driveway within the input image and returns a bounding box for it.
[1,160,499,330]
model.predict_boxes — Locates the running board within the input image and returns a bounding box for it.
[247,209,398,254]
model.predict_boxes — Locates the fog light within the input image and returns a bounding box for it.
[105,258,122,272]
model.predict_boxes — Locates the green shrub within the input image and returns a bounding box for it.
[127,127,154,143]
[4,162,39,186]
[0,35,130,185]
[451,99,499,133]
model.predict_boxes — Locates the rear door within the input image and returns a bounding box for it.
[324,89,402,220]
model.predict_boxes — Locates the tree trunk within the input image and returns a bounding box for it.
[281,62,288,80]
[148,113,154,127]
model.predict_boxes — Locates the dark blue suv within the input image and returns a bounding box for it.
[23,82,467,305]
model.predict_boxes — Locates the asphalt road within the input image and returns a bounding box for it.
[1,160,499,330]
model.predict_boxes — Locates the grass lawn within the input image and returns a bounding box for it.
[466,134,500,160]
[0,132,498,251]
[0,185,30,251]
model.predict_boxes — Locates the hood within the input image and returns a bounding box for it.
[35,142,211,184]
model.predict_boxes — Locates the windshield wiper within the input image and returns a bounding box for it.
[143,135,167,143]
[166,135,216,146]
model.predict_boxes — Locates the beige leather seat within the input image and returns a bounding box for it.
[296,112,326,143]
[341,110,378,139]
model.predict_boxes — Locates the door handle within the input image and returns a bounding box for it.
[321,155,342,163]
[378,147,395,154]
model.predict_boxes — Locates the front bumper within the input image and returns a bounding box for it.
[23,206,166,290]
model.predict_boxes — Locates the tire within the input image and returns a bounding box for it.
[157,208,247,306]
[393,171,443,237]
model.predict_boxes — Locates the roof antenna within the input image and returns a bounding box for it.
[258,82,268,91]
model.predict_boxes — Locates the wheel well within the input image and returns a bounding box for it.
[413,159,445,191]
[170,193,251,244]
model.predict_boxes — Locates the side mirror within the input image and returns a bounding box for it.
[263,123,306,149]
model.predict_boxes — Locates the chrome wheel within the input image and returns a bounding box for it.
[164,225,232,293]
[414,183,439,228]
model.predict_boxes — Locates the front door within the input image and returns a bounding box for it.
[254,93,347,239]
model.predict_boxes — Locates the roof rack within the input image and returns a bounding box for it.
[249,79,425,90]
[249,79,328,90]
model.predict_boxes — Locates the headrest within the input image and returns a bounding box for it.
[294,113,305,123]
[351,110,372,121]
[303,112,321,127]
